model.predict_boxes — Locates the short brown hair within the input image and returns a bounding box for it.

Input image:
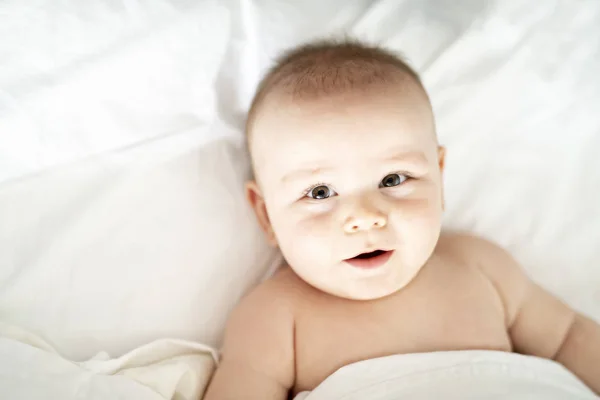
[246,40,424,137]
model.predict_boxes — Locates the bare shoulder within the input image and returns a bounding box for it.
[436,232,524,277]
[436,232,512,263]
[223,267,299,349]
[234,266,300,314]
[435,232,532,326]
[204,268,299,399]
[215,267,298,390]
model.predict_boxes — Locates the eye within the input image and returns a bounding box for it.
[306,184,336,200]
[379,173,408,188]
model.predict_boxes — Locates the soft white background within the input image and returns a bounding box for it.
[0,0,599,397]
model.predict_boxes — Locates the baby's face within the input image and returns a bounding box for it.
[249,88,444,300]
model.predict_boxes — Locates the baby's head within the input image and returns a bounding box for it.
[246,40,445,300]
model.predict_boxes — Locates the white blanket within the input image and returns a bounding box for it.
[0,323,217,400]
[295,351,598,400]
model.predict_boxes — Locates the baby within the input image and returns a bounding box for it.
[205,41,600,399]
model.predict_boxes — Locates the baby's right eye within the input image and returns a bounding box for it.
[306,184,337,200]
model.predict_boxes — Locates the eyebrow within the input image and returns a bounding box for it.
[382,151,429,169]
[280,151,429,183]
[281,166,334,184]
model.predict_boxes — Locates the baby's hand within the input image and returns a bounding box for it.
[467,235,600,394]
[203,279,295,400]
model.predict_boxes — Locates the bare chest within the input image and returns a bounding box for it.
[292,263,512,393]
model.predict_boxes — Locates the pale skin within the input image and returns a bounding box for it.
[204,81,600,399]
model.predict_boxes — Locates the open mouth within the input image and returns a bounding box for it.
[344,250,393,269]
[355,250,386,259]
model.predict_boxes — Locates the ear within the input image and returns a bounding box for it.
[245,180,278,246]
[437,146,446,172]
[437,146,446,210]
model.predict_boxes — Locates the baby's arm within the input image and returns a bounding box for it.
[203,280,295,400]
[468,235,600,394]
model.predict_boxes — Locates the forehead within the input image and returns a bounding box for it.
[250,88,436,178]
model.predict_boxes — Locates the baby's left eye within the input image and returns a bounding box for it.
[379,173,408,188]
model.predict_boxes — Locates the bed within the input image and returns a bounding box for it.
[1,0,599,398]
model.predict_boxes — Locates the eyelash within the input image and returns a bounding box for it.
[301,172,413,198]
[381,172,413,187]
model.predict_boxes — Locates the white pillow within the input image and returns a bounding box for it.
[0,128,279,361]
[0,0,279,361]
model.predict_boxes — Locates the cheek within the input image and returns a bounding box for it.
[277,201,338,236]
[398,197,441,219]
[389,196,441,266]
[388,186,443,231]
[271,207,337,261]
[296,210,337,238]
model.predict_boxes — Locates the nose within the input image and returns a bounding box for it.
[343,209,387,233]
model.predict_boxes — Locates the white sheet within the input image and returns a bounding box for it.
[1,0,600,398]
[294,351,598,400]
[0,322,216,399]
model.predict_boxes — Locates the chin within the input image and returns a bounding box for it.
[346,290,398,301]
[295,255,427,300]
[349,266,424,300]
[335,279,407,301]
[303,277,394,301]
[344,286,402,301]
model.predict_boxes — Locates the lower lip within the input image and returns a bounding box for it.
[344,250,394,269]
